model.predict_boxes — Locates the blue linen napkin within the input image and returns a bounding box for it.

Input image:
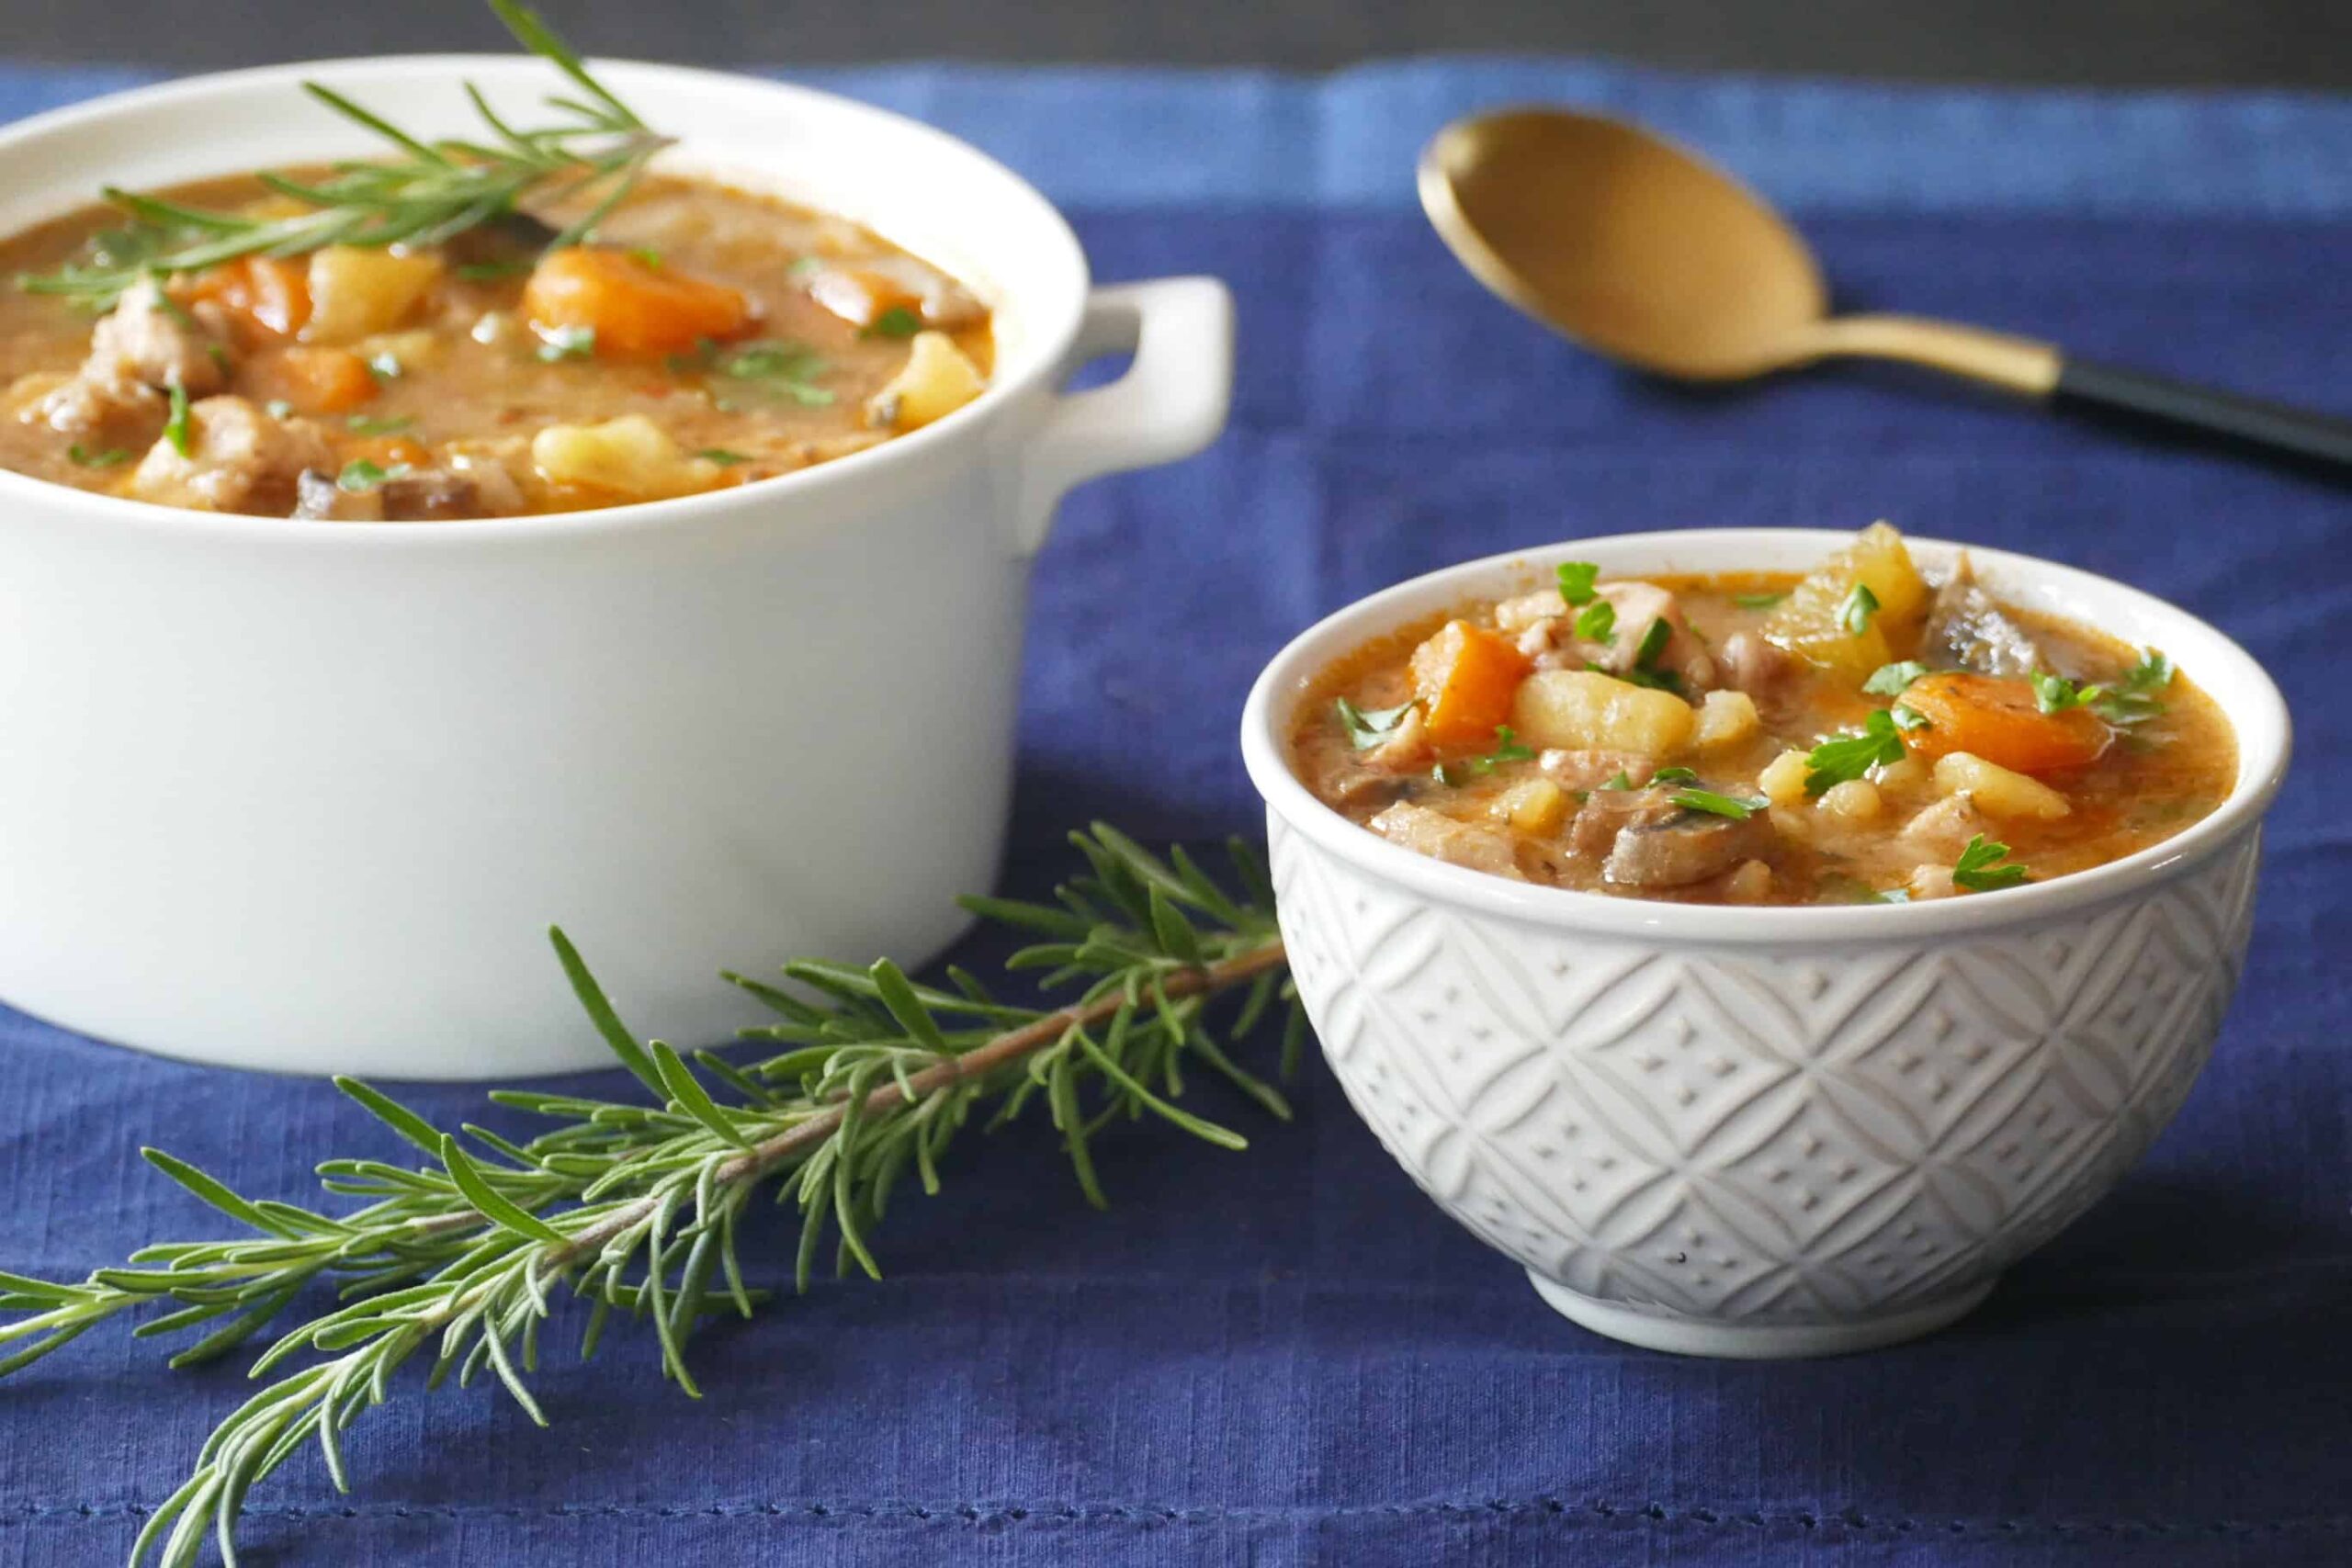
[2,60,2348,1568]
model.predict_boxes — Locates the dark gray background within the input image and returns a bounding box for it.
[5,0,2347,85]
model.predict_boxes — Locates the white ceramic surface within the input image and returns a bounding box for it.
[1240,531,2290,1358]
[0,59,1233,1077]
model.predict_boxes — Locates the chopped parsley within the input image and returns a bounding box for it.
[1804,708,1906,795]
[1890,703,1932,731]
[1555,561,1600,605]
[1598,771,1634,792]
[163,377,191,457]
[1863,660,1928,697]
[1732,590,1786,610]
[2029,669,2093,714]
[2095,649,2175,726]
[453,258,534,282]
[1336,697,1414,750]
[1839,582,1881,637]
[336,458,411,493]
[345,414,414,435]
[1574,598,1616,644]
[1669,787,1766,820]
[1481,725,1535,767]
[717,339,835,406]
[536,325,596,363]
[1434,724,1538,784]
[67,443,127,468]
[1647,766,1699,785]
[861,305,923,339]
[696,448,752,466]
[1430,728,1543,789]
[2035,649,2174,727]
[1618,615,1681,693]
[628,247,663,269]
[1952,834,2030,892]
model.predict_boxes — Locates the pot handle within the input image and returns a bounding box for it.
[1015,276,1235,555]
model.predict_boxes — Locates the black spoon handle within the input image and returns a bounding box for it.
[2052,356,2352,469]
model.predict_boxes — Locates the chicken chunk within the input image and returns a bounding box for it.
[1900,792,1989,858]
[1558,582,1716,688]
[1369,802,1525,880]
[130,398,332,515]
[88,278,233,395]
[34,278,233,445]
[1716,630,1798,702]
[1536,748,1655,793]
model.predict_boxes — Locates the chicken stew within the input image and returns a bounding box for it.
[0,17,992,521]
[1292,525,2235,905]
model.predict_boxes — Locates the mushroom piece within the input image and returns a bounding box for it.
[1922,555,2044,678]
[1571,786,1774,888]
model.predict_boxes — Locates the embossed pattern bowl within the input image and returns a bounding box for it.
[1240,531,2290,1359]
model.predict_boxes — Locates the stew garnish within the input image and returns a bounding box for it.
[1952,833,2030,891]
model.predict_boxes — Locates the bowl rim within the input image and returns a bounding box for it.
[0,53,1091,546]
[1238,527,2292,944]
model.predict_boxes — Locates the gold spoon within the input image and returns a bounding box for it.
[1420,107,2352,468]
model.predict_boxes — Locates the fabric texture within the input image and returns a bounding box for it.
[2,60,2348,1568]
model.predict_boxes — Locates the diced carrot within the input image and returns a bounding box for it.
[1900,672,2109,773]
[244,346,380,414]
[520,248,752,357]
[186,255,312,338]
[342,434,431,469]
[1408,620,1532,749]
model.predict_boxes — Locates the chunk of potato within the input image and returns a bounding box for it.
[1816,779,1883,821]
[1762,521,1929,682]
[304,247,443,344]
[531,414,723,502]
[1691,689,1759,751]
[1494,777,1571,837]
[1933,750,2070,820]
[1509,670,1694,756]
[1758,748,1811,805]
[865,331,985,432]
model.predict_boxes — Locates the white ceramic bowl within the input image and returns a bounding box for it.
[0,59,1233,1077]
[1241,531,2290,1358]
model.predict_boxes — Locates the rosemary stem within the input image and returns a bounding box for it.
[420,938,1293,1334]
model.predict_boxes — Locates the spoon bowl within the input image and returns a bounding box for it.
[1420,108,1826,380]
[1419,106,2352,468]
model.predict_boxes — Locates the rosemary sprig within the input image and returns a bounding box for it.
[17,1,669,310]
[0,826,1299,1568]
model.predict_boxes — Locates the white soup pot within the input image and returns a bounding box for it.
[0,58,1234,1077]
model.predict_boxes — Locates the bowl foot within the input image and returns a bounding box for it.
[1526,1271,1996,1359]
